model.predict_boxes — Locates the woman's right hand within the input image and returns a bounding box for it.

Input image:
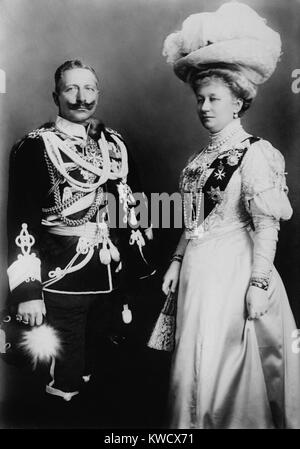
[162,261,181,295]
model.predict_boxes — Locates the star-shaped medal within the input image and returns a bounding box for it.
[214,161,225,180]
[207,186,224,204]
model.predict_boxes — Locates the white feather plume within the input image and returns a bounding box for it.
[19,324,61,368]
[162,1,282,84]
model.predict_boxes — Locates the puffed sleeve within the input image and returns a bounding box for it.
[241,139,293,223]
[241,139,293,282]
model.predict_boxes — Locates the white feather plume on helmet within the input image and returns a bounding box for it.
[163,1,282,85]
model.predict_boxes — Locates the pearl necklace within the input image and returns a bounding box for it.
[206,124,242,153]
[183,182,206,232]
[183,122,243,234]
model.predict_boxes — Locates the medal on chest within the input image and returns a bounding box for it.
[181,140,252,238]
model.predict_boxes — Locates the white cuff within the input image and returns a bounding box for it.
[7,254,41,292]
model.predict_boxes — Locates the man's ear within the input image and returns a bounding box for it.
[52,91,59,107]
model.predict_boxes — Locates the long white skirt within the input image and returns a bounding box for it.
[169,227,300,429]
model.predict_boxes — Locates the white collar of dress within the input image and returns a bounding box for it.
[55,116,87,140]
[208,119,243,146]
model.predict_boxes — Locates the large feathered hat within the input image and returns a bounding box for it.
[163,1,282,86]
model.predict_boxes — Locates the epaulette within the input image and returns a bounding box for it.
[105,127,123,140]
[27,126,56,139]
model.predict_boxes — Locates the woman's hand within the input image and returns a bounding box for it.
[17,300,46,327]
[162,261,181,295]
[246,285,269,320]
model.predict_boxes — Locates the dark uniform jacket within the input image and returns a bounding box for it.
[7,116,154,306]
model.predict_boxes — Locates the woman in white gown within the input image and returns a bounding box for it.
[161,2,300,429]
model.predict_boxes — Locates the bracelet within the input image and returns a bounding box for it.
[249,277,269,291]
[171,254,183,264]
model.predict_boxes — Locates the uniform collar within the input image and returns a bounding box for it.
[55,116,87,139]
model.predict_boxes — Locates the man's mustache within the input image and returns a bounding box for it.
[67,101,96,110]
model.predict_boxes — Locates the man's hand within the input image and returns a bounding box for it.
[162,261,181,295]
[246,285,269,320]
[17,300,46,327]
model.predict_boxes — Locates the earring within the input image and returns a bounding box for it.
[233,112,238,119]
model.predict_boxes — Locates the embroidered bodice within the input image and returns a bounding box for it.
[180,120,292,239]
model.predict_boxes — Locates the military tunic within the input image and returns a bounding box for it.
[7,116,154,396]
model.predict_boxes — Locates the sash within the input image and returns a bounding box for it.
[186,136,260,239]
[203,136,260,218]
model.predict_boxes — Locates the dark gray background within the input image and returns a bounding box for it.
[0,0,300,420]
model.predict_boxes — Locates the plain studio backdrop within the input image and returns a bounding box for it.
[0,0,300,427]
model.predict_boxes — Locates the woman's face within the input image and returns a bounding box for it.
[195,78,242,133]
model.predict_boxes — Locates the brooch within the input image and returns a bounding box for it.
[207,186,224,204]
[226,148,242,166]
[214,160,226,180]
[226,140,250,166]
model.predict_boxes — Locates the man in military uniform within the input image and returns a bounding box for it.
[7,59,154,403]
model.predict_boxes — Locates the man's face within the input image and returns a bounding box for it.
[54,68,99,124]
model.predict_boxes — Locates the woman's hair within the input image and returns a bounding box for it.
[188,65,258,116]
[54,59,99,93]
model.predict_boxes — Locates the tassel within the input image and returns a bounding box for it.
[115,261,122,272]
[99,241,111,265]
[19,324,61,369]
[129,230,148,264]
[128,191,136,205]
[122,304,132,324]
[62,187,73,203]
[108,240,120,262]
[129,208,138,226]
